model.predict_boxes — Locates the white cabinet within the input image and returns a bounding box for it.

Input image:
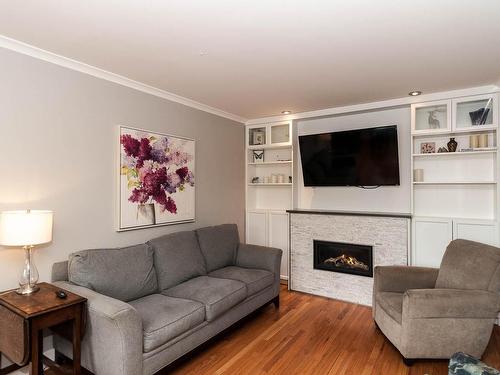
[412,217,453,267]
[246,210,289,279]
[453,219,499,246]
[246,211,267,246]
[269,211,289,279]
[412,217,499,267]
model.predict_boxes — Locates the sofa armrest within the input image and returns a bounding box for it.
[374,266,439,294]
[403,288,500,320]
[52,281,143,375]
[236,243,282,296]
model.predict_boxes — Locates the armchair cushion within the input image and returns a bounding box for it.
[403,288,500,319]
[436,239,500,292]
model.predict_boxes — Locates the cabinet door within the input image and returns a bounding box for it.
[246,211,267,246]
[453,219,499,246]
[269,211,289,279]
[412,217,453,267]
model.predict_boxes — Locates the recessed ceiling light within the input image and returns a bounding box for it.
[408,91,422,96]
[281,110,292,115]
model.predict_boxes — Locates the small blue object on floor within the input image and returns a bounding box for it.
[449,352,500,375]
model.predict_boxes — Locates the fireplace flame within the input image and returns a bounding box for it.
[324,254,369,271]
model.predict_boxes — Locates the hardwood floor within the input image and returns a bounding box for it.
[169,285,500,375]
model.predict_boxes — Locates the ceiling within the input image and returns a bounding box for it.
[0,1,499,121]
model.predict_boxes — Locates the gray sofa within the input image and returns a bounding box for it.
[373,239,500,364]
[50,224,282,375]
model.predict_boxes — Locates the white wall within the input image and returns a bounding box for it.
[295,107,411,213]
[0,47,245,292]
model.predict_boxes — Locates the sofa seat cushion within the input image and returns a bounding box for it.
[163,276,247,321]
[208,266,274,296]
[68,244,158,302]
[129,294,205,353]
[376,292,403,324]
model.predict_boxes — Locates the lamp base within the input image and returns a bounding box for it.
[16,284,40,295]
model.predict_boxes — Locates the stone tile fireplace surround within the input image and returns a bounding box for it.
[288,209,410,306]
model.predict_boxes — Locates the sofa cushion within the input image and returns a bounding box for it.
[208,266,274,296]
[196,224,239,272]
[163,276,247,321]
[68,244,157,302]
[435,239,500,291]
[376,292,403,324]
[148,230,207,290]
[129,294,205,353]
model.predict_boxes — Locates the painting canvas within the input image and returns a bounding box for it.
[118,126,195,231]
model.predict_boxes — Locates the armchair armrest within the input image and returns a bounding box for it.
[403,288,500,320]
[236,243,282,295]
[374,266,439,294]
[52,281,143,375]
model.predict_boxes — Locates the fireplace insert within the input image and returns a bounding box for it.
[313,240,373,277]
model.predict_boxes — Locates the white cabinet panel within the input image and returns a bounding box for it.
[453,219,499,246]
[246,211,267,246]
[269,211,289,279]
[413,217,452,267]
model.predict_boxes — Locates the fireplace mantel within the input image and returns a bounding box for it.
[287,209,411,219]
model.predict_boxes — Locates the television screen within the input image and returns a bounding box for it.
[298,125,400,187]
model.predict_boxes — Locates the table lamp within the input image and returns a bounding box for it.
[0,209,53,294]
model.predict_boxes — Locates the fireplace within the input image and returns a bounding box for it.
[313,240,373,277]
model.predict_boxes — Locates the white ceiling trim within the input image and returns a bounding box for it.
[246,85,500,125]
[0,35,247,124]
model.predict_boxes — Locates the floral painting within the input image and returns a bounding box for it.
[118,126,195,230]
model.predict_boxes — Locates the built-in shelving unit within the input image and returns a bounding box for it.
[245,121,293,280]
[410,93,500,267]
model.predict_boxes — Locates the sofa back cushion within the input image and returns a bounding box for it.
[68,244,158,302]
[196,224,239,272]
[435,239,500,292]
[148,230,207,290]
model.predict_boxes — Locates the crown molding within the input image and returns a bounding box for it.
[246,85,500,125]
[0,35,247,124]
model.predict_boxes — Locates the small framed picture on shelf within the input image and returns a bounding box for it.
[420,142,436,154]
[252,150,264,163]
[252,131,265,145]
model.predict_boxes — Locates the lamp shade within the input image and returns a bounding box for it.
[0,210,53,246]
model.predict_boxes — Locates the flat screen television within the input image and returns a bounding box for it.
[298,125,400,187]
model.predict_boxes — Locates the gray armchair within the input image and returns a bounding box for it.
[373,239,500,364]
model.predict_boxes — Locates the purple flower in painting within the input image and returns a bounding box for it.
[121,132,193,214]
[121,134,140,157]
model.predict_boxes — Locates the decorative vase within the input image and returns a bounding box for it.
[447,138,458,152]
[137,203,156,225]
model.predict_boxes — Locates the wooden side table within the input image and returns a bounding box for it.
[0,282,86,375]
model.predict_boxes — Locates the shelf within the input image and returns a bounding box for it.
[412,126,497,137]
[248,161,292,165]
[248,183,292,187]
[248,144,292,150]
[413,149,497,157]
[413,181,497,185]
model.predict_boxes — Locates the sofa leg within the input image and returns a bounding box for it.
[272,296,280,308]
[402,357,414,367]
